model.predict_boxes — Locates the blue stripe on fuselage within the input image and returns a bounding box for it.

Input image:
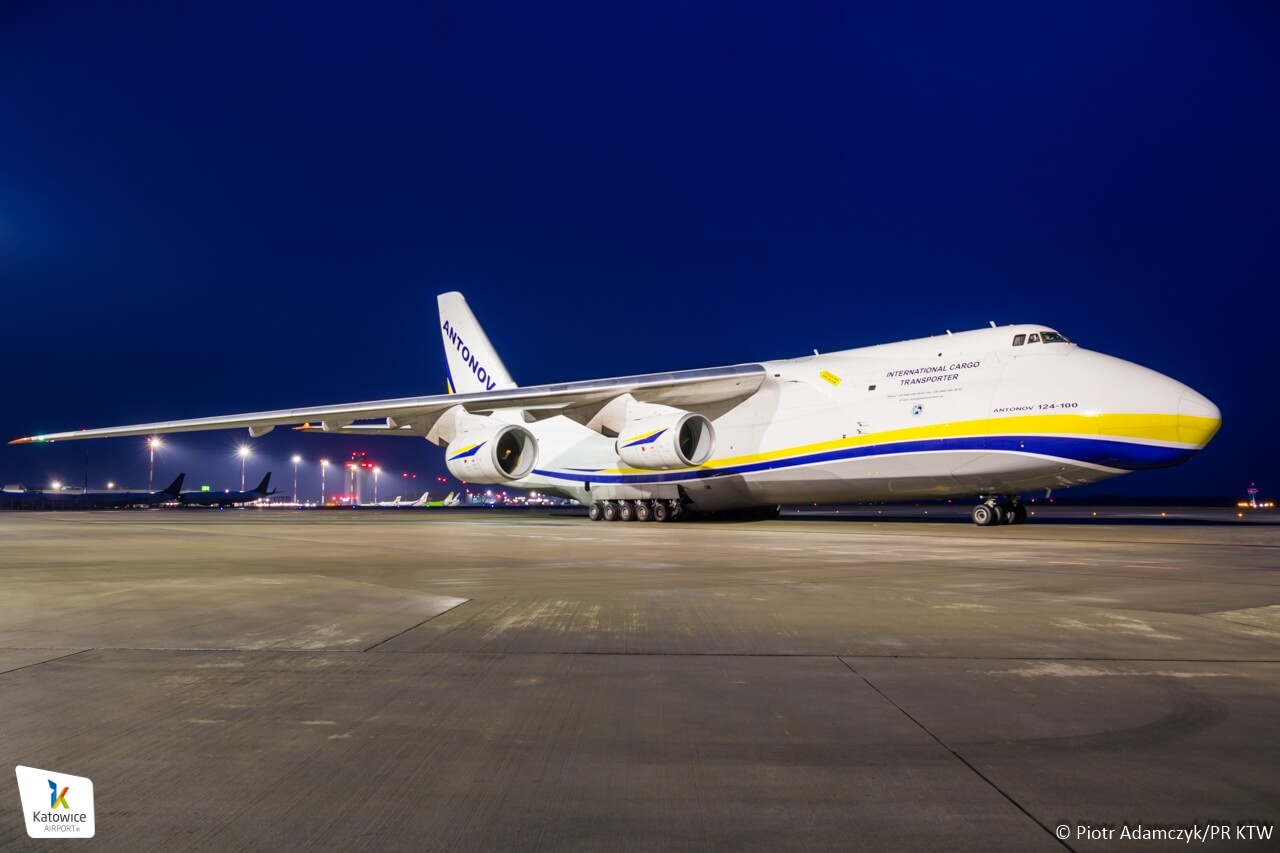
[532,435,1197,484]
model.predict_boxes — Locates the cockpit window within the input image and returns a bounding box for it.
[1012,334,1026,346]
[1027,333,1040,343]
[1040,331,1071,343]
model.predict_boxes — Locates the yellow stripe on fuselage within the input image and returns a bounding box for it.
[597,412,1221,476]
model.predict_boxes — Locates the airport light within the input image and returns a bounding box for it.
[147,436,163,491]
[373,466,381,504]
[107,481,115,490]
[51,480,62,491]
[238,445,252,490]
[320,459,329,505]
[292,455,302,504]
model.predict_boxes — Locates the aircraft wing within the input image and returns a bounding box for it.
[10,364,767,444]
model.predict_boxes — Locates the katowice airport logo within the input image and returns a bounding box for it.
[15,766,95,838]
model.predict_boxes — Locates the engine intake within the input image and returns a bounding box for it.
[445,423,538,483]
[616,412,715,470]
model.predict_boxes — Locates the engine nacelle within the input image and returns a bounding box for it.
[445,423,538,483]
[616,412,715,470]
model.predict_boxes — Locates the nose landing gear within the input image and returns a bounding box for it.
[972,498,1027,526]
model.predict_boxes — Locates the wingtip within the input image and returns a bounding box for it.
[9,437,35,445]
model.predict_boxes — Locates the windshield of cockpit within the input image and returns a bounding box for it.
[1012,330,1072,346]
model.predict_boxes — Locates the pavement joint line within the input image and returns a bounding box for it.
[836,656,1076,852]
[5,647,1278,663]
[826,562,1280,590]
[0,648,93,677]
[361,598,474,651]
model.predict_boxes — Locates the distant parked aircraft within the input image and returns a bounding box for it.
[1,474,185,508]
[179,473,276,507]
[374,491,431,508]
[373,491,458,508]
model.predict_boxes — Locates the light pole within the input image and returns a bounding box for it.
[373,466,381,504]
[320,459,329,506]
[238,445,252,491]
[147,436,162,491]
[292,455,301,504]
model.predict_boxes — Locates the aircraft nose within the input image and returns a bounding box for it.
[1177,388,1221,448]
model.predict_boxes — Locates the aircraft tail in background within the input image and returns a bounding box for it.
[160,474,185,498]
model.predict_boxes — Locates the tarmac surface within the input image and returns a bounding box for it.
[1,506,1277,851]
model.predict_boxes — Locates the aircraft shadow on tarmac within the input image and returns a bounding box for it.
[783,509,1270,527]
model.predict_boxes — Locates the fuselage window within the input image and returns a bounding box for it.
[1027,333,1040,343]
[1012,334,1026,346]
[1040,331,1071,343]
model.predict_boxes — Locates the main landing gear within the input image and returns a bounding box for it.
[588,500,683,523]
[971,498,1028,527]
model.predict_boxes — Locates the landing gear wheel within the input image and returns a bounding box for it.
[588,501,604,521]
[634,501,653,522]
[972,504,996,526]
[619,500,636,522]
[1010,504,1027,525]
[602,501,619,522]
[652,501,671,523]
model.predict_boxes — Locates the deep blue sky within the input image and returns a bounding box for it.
[1,1,1276,499]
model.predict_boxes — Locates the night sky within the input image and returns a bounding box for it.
[2,2,1276,500]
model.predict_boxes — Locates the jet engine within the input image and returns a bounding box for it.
[616,411,715,470]
[445,423,538,483]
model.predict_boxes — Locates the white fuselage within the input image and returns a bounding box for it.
[516,326,1220,511]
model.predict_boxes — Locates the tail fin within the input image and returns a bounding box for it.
[437,292,517,395]
[161,473,185,497]
[411,491,430,506]
[444,491,458,506]
[252,472,271,494]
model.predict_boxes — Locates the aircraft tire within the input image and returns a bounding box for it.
[652,501,671,523]
[1010,504,1028,524]
[972,504,995,526]
[635,500,653,522]
[602,501,619,522]
[588,501,604,521]
[619,500,636,522]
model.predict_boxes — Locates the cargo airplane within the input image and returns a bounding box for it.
[11,293,1220,525]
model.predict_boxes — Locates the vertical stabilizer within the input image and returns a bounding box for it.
[437,292,517,394]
